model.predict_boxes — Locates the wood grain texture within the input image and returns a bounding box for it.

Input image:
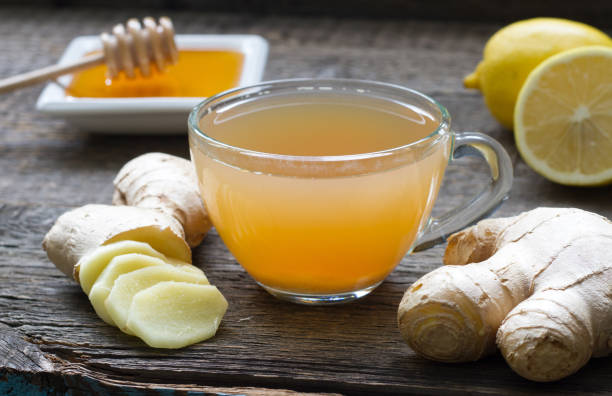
[1,6,612,395]
[6,1,612,25]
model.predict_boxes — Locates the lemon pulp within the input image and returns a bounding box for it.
[514,46,612,186]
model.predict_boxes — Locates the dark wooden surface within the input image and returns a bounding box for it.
[1,6,612,396]
[7,1,612,25]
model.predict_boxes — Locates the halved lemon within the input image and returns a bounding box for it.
[514,45,612,186]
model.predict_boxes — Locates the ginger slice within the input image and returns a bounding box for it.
[166,258,210,277]
[89,253,167,325]
[106,265,209,332]
[126,282,228,349]
[77,241,167,295]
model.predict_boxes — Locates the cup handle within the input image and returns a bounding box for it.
[412,132,513,252]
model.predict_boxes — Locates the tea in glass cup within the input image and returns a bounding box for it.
[188,79,512,304]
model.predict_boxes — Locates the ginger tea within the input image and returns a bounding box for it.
[191,93,451,295]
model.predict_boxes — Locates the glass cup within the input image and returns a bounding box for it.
[188,79,512,304]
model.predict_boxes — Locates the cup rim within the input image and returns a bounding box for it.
[188,78,451,162]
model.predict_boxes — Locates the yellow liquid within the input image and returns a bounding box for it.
[192,94,450,294]
[66,50,244,98]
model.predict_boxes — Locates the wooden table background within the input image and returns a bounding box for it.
[1,6,611,395]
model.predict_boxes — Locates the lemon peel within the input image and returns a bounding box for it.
[465,18,612,129]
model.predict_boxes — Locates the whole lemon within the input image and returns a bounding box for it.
[464,18,612,129]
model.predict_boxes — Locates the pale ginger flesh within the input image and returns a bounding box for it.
[126,282,228,349]
[88,253,168,326]
[83,242,225,345]
[398,207,612,382]
[78,240,167,295]
[106,264,209,331]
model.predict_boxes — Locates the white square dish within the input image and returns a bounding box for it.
[36,34,268,134]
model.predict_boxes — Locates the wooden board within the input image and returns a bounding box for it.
[9,1,612,24]
[1,6,611,395]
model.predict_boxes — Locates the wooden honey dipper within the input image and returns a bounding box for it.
[0,16,178,94]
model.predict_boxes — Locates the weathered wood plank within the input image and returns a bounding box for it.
[7,1,612,24]
[0,325,337,396]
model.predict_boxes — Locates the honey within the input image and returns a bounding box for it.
[66,50,244,98]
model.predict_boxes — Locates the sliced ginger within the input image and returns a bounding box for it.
[43,153,227,349]
[126,282,228,349]
[166,258,211,277]
[106,265,209,331]
[77,240,167,295]
[89,253,167,325]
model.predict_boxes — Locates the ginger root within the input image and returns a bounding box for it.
[397,207,612,382]
[43,153,227,349]
[113,152,212,247]
[44,205,191,280]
